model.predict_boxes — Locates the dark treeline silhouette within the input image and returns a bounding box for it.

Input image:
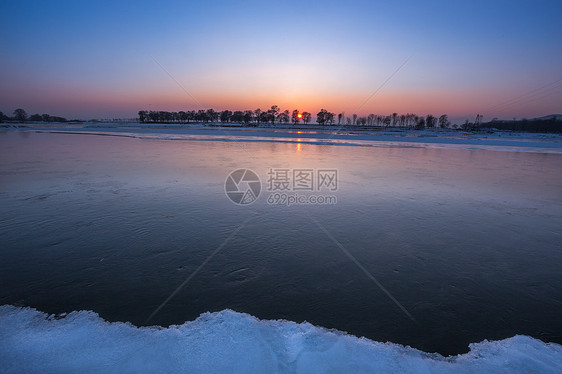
[479,117,562,133]
[453,114,562,133]
[3,107,559,132]
[138,106,456,130]
[0,108,69,123]
[138,105,313,126]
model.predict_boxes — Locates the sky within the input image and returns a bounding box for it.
[1,0,561,121]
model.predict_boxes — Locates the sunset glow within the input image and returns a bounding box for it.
[1,1,561,121]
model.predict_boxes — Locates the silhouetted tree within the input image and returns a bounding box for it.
[292,110,300,125]
[254,109,262,124]
[366,114,373,126]
[195,110,207,122]
[438,114,450,129]
[392,112,398,127]
[206,109,218,122]
[161,111,172,122]
[383,116,391,127]
[337,113,343,125]
[426,114,436,128]
[231,111,244,122]
[412,115,419,128]
[278,110,289,124]
[29,114,42,121]
[317,109,335,125]
[220,110,232,123]
[317,109,327,125]
[325,111,334,125]
[268,105,279,124]
[14,108,27,122]
[258,111,270,124]
[243,110,253,124]
[301,112,311,124]
[138,110,147,123]
[415,116,426,129]
[352,113,357,125]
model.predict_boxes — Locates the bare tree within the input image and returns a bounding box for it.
[254,108,262,124]
[206,109,218,122]
[426,114,437,128]
[268,105,279,124]
[220,110,232,123]
[243,110,253,124]
[367,114,375,126]
[292,109,300,125]
[277,110,290,124]
[325,111,334,125]
[317,109,328,125]
[438,114,450,129]
[13,108,27,122]
[383,116,391,127]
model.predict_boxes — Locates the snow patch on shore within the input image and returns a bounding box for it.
[1,305,561,373]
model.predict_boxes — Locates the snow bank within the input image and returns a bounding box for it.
[1,305,560,373]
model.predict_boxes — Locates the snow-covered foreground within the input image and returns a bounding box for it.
[1,306,560,374]
[8,122,562,153]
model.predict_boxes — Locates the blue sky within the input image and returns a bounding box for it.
[1,0,561,120]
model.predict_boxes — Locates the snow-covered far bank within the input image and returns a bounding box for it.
[2,122,562,153]
[1,305,561,374]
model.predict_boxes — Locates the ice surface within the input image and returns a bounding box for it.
[1,305,561,373]
[12,123,562,153]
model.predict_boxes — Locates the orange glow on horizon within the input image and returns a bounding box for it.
[72,85,546,120]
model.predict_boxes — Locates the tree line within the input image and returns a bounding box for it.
[0,108,68,123]
[481,117,561,133]
[139,106,313,126]
[138,106,456,129]
[8,106,557,132]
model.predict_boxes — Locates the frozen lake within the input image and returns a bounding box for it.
[1,128,561,371]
